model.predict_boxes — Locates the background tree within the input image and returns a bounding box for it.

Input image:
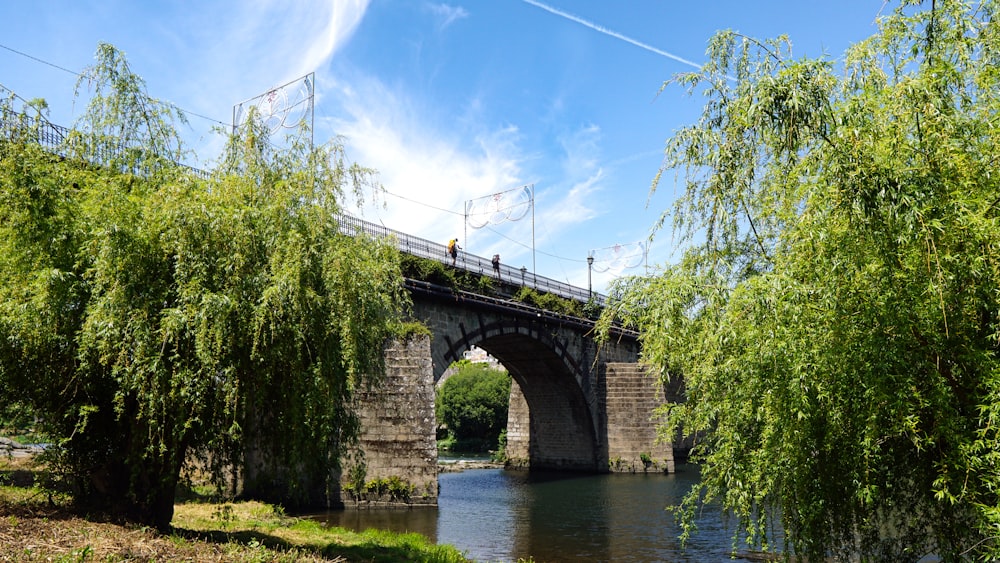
[0,44,407,530]
[599,1,1000,560]
[436,360,511,452]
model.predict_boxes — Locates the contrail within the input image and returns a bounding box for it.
[522,0,704,71]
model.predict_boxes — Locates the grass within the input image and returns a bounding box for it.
[1,454,471,562]
[173,501,468,562]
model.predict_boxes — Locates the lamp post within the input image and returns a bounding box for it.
[587,255,594,297]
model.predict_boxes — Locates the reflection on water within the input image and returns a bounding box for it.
[307,464,766,562]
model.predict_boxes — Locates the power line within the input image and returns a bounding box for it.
[0,43,78,76]
[0,81,67,141]
[481,224,587,264]
[379,188,464,216]
[378,188,587,264]
[3,42,592,270]
[0,41,228,127]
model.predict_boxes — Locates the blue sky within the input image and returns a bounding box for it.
[0,1,885,293]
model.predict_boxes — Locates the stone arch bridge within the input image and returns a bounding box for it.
[411,279,652,472]
[0,110,677,510]
[339,215,681,508]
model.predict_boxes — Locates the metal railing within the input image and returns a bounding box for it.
[334,214,600,304]
[1,107,601,305]
[0,107,67,147]
[0,106,210,179]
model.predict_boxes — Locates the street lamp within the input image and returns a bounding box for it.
[587,255,594,296]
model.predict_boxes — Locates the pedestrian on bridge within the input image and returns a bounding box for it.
[447,238,461,266]
[492,254,500,278]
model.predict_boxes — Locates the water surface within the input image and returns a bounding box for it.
[310,464,767,562]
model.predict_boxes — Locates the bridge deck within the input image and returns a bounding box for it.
[335,214,601,305]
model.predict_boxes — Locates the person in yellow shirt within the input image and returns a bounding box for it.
[447,238,461,265]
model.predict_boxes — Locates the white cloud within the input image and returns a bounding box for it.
[538,171,601,237]
[557,123,602,180]
[222,0,369,85]
[330,97,607,268]
[426,3,469,30]
[326,72,526,247]
[157,0,371,163]
[183,0,601,268]
[298,0,371,80]
[532,123,603,239]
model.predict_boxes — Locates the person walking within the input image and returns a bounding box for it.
[447,238,461,266]
[492,254,501,278]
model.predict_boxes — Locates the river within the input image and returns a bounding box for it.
[307,463,772,562]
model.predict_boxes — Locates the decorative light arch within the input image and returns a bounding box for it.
[465,184,535,272]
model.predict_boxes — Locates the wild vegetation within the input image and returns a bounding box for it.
[0,43,408,530]
[400,253,600,318]
[0,455,468,562]
[436,360,512,454]
[598,0,1000,560]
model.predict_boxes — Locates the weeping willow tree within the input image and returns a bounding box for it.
[598,1,1000,560]
[0,43,408,530]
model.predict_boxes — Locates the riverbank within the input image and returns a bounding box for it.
[438,459,504,472]
[0,455,469,562]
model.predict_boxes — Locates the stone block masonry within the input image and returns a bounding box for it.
[504,381,531,469]
[343,335,439,507]
[505,361,678,474]
[602,363,675,474]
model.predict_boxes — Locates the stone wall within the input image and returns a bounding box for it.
[602,363,674,474]
[504,380,531,469]
[342,335,438,507]
[506,362,677,474]
[238,336,438,509]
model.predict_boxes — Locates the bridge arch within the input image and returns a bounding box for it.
[455,328,601,472]
[412,287,611,472]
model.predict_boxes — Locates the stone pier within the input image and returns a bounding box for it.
[342,335,439,507]
[602,363,674,473]
[506,362,676,474]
